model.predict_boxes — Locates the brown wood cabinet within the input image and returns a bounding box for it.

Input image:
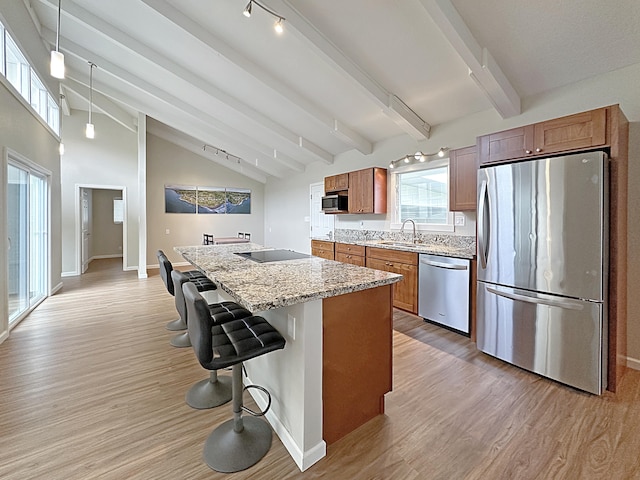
[324,173,349,194]
[478,107,608,165]
[366,247,418,314]
[335,243,365,266]
[311,239,335,260]
[449,145,478,211]
[348,168,387,214]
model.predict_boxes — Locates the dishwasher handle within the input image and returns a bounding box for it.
[420,258,468,270]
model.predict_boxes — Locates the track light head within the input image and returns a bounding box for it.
[243,1,252,17]
[274,17,284,34]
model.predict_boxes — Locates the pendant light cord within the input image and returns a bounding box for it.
[56,0,61,52]
[88,62,95,124]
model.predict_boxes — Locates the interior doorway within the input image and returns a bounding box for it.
[77,185,127,275]
[309,182,334,240]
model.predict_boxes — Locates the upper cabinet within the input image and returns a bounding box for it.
[348,168,387,214]
[478,108,608,165]
[324,173,349,193]
[449,145,478,211]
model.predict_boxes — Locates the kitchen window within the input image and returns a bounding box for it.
[391,159,454,231]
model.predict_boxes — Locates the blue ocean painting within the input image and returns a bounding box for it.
[165,186,197,213]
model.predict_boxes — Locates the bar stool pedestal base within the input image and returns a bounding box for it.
[203,417,272,473]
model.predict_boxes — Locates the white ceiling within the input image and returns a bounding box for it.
[26,0,640,183]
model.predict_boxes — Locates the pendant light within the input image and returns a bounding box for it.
[85,62,96,139]
[50,0,65,79]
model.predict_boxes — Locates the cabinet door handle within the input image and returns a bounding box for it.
[536,148,542,153]
[525,149,532,154]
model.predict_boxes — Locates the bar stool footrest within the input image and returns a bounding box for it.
[241,384,272,416]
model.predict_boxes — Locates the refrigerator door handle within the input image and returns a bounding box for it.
[420,259,468,270]
[486,286,585,311]
[477,179,489,269]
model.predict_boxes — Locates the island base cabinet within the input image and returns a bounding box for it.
[322,285,393,444]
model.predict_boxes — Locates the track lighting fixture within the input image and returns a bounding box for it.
[242,0,286,34]
[50,0,65,78]
[86,62,96,139]
[203,144,242,165]
[388,147,448,169]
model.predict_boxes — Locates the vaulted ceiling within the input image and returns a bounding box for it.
[26,0,640,183]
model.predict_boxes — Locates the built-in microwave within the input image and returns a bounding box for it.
[321,194,348,213]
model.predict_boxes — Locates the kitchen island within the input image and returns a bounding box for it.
[175,243,402,471]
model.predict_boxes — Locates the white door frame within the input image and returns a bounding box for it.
[2,147,52,336]
[74,183,127,275]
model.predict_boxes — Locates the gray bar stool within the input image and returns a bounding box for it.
[171,270,253,409]
[184,282,286,473]
[156,250,216,331]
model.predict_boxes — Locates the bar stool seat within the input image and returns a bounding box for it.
[157,250,216,331]
[184,282,286,473]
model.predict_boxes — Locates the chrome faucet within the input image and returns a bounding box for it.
[401,219,417,244]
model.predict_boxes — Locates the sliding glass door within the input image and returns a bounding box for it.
[7,159,48,326]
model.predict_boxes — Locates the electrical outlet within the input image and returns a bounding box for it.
[165,229,170,234]
[287,314,296,340]
[454,213,465,226]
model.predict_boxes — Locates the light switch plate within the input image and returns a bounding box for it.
[454,213,465,226]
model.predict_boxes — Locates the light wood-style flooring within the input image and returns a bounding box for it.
[1,258,639,480]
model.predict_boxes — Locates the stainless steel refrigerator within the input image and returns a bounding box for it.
[476,151,608,394]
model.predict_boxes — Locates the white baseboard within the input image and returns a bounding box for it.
[91,254,123,260]
[51,282,63,295]
[0,329,8,345]
[626,356,640,371]
[61,270,78,277]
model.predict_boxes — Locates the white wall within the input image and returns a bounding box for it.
[264,61,640,365]
[146,133,265,266]
[60,110,138,275]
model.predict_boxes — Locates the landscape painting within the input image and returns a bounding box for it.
[165,185,251,214]
[224,188,251,214]
[164,185,197,213]
[197,187,228,214]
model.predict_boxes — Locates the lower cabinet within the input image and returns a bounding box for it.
[366,247,418,314]
[335,243,365,266]
[311,239,335,260]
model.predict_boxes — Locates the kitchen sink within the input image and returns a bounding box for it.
[377,241,419,248]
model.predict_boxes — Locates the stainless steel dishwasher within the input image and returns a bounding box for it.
[418,254,470,335]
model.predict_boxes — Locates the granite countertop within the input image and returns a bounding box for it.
[358,240,475,259]
[175,243,402,312]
